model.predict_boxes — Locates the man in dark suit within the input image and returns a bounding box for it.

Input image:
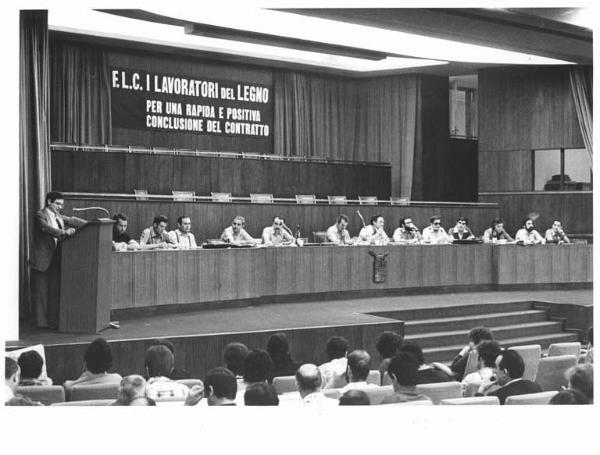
[477,349,542,404]
[29,191,86,329]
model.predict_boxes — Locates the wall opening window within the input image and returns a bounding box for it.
[533,148,592,191]
[449,75,477,139]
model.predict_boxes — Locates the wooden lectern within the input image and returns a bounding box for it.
[58,219,115,333]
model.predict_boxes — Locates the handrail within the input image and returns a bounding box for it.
[50,143,391,167]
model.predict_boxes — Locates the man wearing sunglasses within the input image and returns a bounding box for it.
[421,216,451,244]
[261,216,294,246]
[447,216,475,241]
[221,215,256,246]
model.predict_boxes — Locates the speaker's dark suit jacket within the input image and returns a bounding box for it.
[487,379,542,405]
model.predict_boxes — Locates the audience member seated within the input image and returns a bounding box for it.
[392,216,422,244]
[421,215,451,244]
[326,214,353,245]
[112,213,140,251]
[318,336,350,389]
[242,349,274,387]
[296,364,338,406]
[203,367,237,406]
[447,217,475,241]
[544,220,570,244]
[381,352,432,404]
[339,350,378,393]
[515,217,545,245]
[168,215,197,249]
[375,331,403,385]
[17,350,53,386]
[112,374,147,406]
[63,338,122,398]
[139,215,176,249]
[482,218,513,243]
[549,389,589,405]
[4,357,41,405]
[461,340,503,396]
[566,364,593,404]
[398,342,454,384]
[451,327,494,380]
[144,345,189,401]
[261,216,294,246]
[149,339,192,380]
[476,349,542,404]
[358,215,389,245]
[223,342,249,391]
[220,216,256,246]
[339,389,370,406]
[244,382,280,406]
[267,332,302,378]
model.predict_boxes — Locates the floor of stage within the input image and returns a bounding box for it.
[10,289,593,347]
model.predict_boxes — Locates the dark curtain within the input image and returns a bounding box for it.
[273,71,421,197]
[569,66,593,165]
[50,40,112,144]
[20,10,50,320]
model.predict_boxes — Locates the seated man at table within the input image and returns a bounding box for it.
[261,216,294,246]
[358,215,389,245]
[326,214,353,245]
[221,216,256,246]
[140,215,176,249]
[515,218,545,245]
[112,213,140,251]
[392,216,422,244]
[482,218,513,243]
[168,215,197,249]
[545,220,571,244]
[421,216,451,244]
[447,216,475,241]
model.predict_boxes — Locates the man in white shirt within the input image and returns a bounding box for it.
[318,336,349,389]
[422,216,451,244]
[220,216,256,246]
[461,340,502,397]
[515,218,545,245]
[545,220,570,244]
[326,214,353,245]
[168,215,197,249]
[393,217,423,244]
[296,364,338,406]
[144,345,189,402]
[358,214,389,245]
[261,216,294,246]
[339,350,378,393]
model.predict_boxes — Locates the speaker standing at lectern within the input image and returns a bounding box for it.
[29,191,87,329]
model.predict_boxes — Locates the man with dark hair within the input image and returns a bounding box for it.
[451,327,494,380]
[381,352,432,404]
[566,364,593,403]
[296,364,338,405]
[221,216,256,246]
[204,367,237,406]
[112,213,140,251]
[267,332,302,378]
[358,214,389,245]
[318,335,350,389]
[339,389,371,406]
[4,358,41,406]
[482,218,513,243]
[461,340,503,395]
[144,344,189,401]
[550,389,589,405]
[261,216,294,246]
[545,220,570,244]
[393,216,422,244]
[244,382,279,406]
[477,350,542,404]
[168,215,197,249]
[340,350,377,393]
[17,350,52,386]
[515,217,545,245]
[448,216,475,241]
[149,339,191,380]
[242,349,273,384]
[326,214,353,245]
[398,342,454,384]
[223,342,249,391]
[63,338,122,398]
[30,191,87,329]
[422,215,450,244]
[140,214,176,249]
[376,331,403,385]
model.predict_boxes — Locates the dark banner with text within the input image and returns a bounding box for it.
[110,68,273,140]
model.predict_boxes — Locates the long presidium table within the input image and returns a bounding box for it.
[58,221,592,333]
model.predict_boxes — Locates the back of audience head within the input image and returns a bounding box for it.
[478,341,503,368]
[296,364,322,395]
[346,350,371,382]
[387,352,419,387]
[17,351,44,380]
[116,375,147,405]
[223,342,248,376]
[204,367,237,404]
[376,331,403,359]
[5,357,19,390]
[398,342,425,366]
[150,339,176,355]
[267,332,293,365]
[496,350,524,381]
[326,336,349,361]
[339,389,370,406]
[468,327,493,346]
[84,338,114,374]
[145,344,174,378]
[244,382,279,406]
[566,364,593,401]
[550,389,589,405]
[243,349,273,383]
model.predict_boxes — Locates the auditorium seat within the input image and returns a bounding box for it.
[385,399,434,406]
[133,189,148,200]
[360,385,393,405]
[534,355,578,391]
[250,193,274,203]
[327,195,347,205]
[505,391,559,405]
[416,381,462,404]
[211,192,232,202]
[16,385,65,405]
[389,196,410,206]
[358,196,378,205]
[463,350,479,378]
[51,399,114,406]
[312,231,328,243]
[273,376,297,394]
[547,342,581,357]
[69,383,120,401]
[509,345,542,381]
[172,190,195,201]
[176,379,204,389]
[295,194,316,204]
[441,396,500,405]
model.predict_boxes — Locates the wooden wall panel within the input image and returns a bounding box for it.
[478,150,532,192]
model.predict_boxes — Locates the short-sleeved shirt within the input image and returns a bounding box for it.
[262,226,293,245]
[393,227,422,243]
[358,225,389,245]
[168,229,197,249]
[140,226,173,245]
[326,224,351,244]
[422,226,451,244]
[545,229,569,243]
[221,226,254,243]
[515,229,545,244]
